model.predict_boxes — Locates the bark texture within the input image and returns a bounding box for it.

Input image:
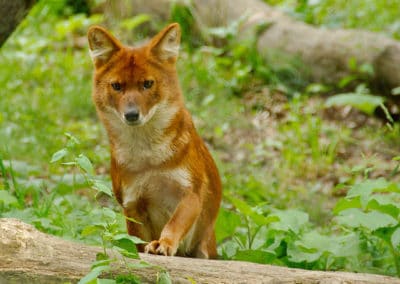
[0,0,36,47]
[1,218,399,284]
[123,0,400,90]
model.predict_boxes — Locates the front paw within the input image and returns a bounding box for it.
[144,238,177,256]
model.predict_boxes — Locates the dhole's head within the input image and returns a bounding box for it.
[87,23,182,126]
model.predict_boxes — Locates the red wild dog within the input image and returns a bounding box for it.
[87,23,222,258]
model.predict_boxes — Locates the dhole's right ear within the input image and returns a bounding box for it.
[87,26,122,68]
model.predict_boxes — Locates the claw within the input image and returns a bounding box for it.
[144,239,177,256]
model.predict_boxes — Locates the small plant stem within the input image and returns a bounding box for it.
[0,154,10,191]
[249,225,263,250]
[245,217,253,249]
[102,236,107,257]
[388,241,400,277]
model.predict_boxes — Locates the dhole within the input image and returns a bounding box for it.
[87,23,222,258]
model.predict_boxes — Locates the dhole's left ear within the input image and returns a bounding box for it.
[87,26,122,68]
[149,23,181,62]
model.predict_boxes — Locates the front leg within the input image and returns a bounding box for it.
[123,198,153,251]
[145,191,201,256]
[125,213,149,252]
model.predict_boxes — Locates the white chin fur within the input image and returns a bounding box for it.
[140,104,158,125]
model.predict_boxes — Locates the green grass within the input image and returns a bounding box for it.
[1,0,400,280]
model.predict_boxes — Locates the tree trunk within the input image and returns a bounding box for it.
[122,0,400,91]
[0,218,399,284]
[0,0,36,47]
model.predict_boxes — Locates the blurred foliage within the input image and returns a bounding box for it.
[0,0,400,280]
[264,0,400,39]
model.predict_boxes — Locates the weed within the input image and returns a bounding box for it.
[218,173,400,276]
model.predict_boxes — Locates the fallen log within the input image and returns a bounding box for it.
[0,218,399,283]
[117,0,400,91]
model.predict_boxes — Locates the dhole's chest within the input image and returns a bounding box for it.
[121,168,191,208]
[121,168,191,234]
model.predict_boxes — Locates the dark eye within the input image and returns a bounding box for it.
[143,80,154,90]
[111,82,122,91]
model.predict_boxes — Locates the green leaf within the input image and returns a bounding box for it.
[374,226,397,244]
[91,179,113,196]
[78,265,110,284]
[346,178,389,208]
[338,75,358,88]
[369,193,400,207]
[91,259,113,269]
[305,83,330,94]
[359,63,374,76]
[348,57,358,70]
[97,279,116,284]
[157,271,172,284]
[391,86,400,96]
[290,231,359,263]
[95,252,109,262]
[65,132,81,148]
[61,162,77,166]
[33,218,61,232]
[287,244,322,263]
[289,231,359,263]
[0,190,18,206]
[325,93,385,115]
[76,154,94,175]
[125,216,141,224]
[348,179,389,197]
[269,209,309,234]
[113,245,139,259]
[220,240,240,259]
[226,196,279,226]
[126,261,152,269]
[81,225,102,237]
[367,198,400,219]
[112,234,142,259]
[50,148,68,163]
[215,207,241,242]
[384,183,400,193]
[336,208,398,231]
[333,196,361,214]
[391,227,400,250]
[113,233,147,245]
[115,274,141,284]
[101,207,116,220]
[233,249,275,264]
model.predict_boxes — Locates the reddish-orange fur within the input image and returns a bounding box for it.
[88,23,222,258]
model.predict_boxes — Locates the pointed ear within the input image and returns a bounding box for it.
[87,26,122,68]
[149,23,181,62]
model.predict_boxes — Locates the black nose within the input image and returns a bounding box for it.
[124,108,140,122]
